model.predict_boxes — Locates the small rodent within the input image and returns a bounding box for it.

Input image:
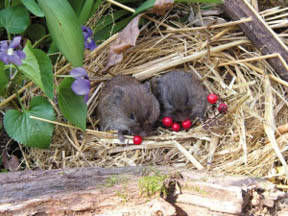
[97,75,160,142]
[150,70,208,122]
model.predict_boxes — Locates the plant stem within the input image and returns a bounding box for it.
[7,32,11,41]
[32,34,50,48]
[16,90,26,111]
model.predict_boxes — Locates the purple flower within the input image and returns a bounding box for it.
[70,67,90,102]
[0,36,26,66]
[82,26,97,51]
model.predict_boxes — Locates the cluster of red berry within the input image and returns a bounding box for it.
[207,94,228,113]
[133,93,228,145]
[161,117,192,131]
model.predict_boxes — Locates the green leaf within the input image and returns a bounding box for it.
[4,96,55,149]
[38,0,84,67]
[69,0,84,15]
[0,6,30,34]
[78,0,94,24]
[12,0,22,6]
[20,0,44,17]
[134,0,155,15]
[19,41,54,99]
[58,77,87,130]
[94,10,129,33]
[32,49,54,99]
[90,0,102,17]
[94,16,133,41]
[0,62,8,96]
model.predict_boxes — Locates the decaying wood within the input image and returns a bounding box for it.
[223,0,288,81]
[0,166,286,216]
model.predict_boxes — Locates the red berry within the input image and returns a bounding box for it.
[218,103,228,113]
[162,117,173,127]
[207,94,218,104]
[133,136,143,145]
[172,123,181,132]
[182,120,192,129]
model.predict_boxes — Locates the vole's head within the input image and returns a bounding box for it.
[112,84,160,136]
[151,71,208,122]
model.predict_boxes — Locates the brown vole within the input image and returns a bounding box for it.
[97,75,160,142]
[150,70,208,122]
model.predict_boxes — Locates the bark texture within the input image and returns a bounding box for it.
[1,166,286,216]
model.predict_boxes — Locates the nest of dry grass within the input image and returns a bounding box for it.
[21,3,288,177]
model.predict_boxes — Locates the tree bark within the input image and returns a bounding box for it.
[0,166,286,216]
[223,0,288,81]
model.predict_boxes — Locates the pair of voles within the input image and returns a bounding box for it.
[97,70,208,142]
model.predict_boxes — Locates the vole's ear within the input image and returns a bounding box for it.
[150,77,161,97]
[112,86,124,105]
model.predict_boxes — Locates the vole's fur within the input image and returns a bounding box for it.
[150,70,208,122]
[97,75,160,142]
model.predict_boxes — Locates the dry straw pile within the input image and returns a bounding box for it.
[24,3,288,177]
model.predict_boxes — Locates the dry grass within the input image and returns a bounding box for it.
[21,3,288,177]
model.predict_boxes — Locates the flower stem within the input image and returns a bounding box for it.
[7,32,11,41]
[15,90,26,111]
[32,34,50,48]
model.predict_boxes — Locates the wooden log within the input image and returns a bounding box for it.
[223,0,288,81]
[0,166,285,215]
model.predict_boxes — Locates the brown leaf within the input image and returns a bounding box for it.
[153,0,174,16]
[2,151,20,171]
[103,14,143,73]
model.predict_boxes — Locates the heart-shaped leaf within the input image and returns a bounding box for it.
[19,41,54,99]
[32,48,54,99]
[4,96,55,149]
[20,0,44,17]
[58,77,87,130]
[0,6,30,34]
[38,0,84,67]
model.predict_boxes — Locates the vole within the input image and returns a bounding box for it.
[97,75,160,142]
[150,70,208,122]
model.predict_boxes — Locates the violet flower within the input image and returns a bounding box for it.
[70,67,90,102]
[0,36,26,66]
[82,26,97,51]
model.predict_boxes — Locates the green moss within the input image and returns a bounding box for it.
[138,174,167,197]
[116,191,129,202]
[183,184,208,196]
[104,175,129,187]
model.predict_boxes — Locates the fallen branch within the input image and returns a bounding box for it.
[223,0,288,81]
[0,166,286,215]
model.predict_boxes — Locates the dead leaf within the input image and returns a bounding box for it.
[153,0,174,16]
[2,151,19,171]
[103,14,143,73]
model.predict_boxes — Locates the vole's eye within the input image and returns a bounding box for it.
[130,113,135,120]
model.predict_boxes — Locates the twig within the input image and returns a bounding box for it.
[164,17,253,32]
[174,141,204,170]
[218,53,279,67]
[134,40,249,80]
[29,115,114,138]
[106,0,135,13]
[263,75,288,171]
